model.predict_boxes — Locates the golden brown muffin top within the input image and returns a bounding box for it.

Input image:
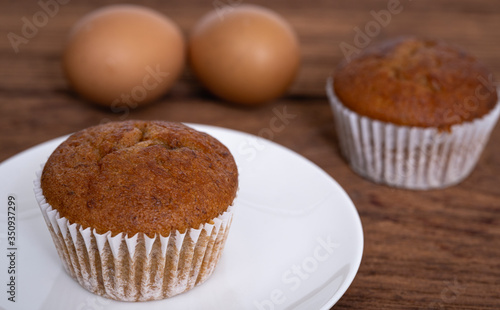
[41,120,238,237]
[334,36,498,129]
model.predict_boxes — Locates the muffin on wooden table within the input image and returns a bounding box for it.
[34,120,238,301]
[327,36,500,189]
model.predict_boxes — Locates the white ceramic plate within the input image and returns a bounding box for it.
[0,124,363,310]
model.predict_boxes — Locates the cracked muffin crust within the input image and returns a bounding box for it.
[334,36,497,129]
[40,120,238,237]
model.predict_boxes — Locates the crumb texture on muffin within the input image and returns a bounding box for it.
[334,36,498,129]
[41,120,238,236]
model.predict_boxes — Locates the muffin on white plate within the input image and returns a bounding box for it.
[34,120,238,301]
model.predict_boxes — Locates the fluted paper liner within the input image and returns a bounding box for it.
[34,171,233,301]
[326,77,500,189]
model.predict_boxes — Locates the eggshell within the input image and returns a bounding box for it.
[189,5,300,106]
[63,5,185,107]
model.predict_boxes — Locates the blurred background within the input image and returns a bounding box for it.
[1,0,499,161]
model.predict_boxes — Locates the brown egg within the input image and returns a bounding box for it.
[63,5,185,107]
[189,5,300,106]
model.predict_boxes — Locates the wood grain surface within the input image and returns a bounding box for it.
[1,0,499,309]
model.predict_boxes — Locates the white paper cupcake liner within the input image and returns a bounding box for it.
[34,170,233,301]
[326,77,500,190]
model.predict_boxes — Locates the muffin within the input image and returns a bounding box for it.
[327,36,500,189]
[33,120,238,301]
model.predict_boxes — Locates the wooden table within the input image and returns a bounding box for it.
[1,0,499,309]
